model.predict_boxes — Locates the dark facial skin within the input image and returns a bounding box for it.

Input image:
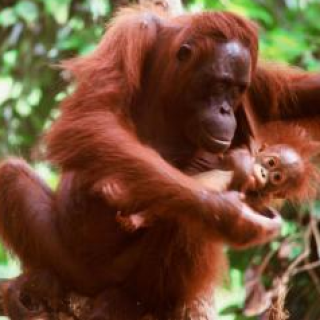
[186,41,252,153]
[133,40,252,166]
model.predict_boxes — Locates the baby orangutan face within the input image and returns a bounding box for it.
[253,144,304,197]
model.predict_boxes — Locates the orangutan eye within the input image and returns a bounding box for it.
[177,44,192,62]
[268,159,275,167]
[263,156,278,169]
[270,171,285,185]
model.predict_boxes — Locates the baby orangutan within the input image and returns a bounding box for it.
[112,122,319,231]
[199,142,318,212]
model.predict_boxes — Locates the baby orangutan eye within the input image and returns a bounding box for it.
[270,171,285,185]
[263,156,278,169]
[269,159,275,167]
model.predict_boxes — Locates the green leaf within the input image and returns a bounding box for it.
[3,50,18,68]
[261,29,308,63]
[15,0,39,23]
[0,258,21,279]
[312,201,320,218]
[44,0,71,24]
[0,245,8,264]
[0,8,17,27]
[35,163,58,190]
[289,244,303,260]
[27,88,42,106]
[281,221,298,237]
[0,77,13,104]
[11,82,23,99]
[15,99,32,117]
[88,0,111,18]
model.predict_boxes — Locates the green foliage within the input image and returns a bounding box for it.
[189,0,320,69]
[0,0,110,159]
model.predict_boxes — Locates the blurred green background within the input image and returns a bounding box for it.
[0,0,320,319]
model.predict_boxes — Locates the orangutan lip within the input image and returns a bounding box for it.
[244,205,282,225]
[211,138,231,147]
[260,207,276,219]
[202,137,231,153]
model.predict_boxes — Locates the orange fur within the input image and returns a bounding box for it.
[257,122,320,202]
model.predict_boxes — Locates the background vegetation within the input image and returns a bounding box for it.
[0,0,320,319]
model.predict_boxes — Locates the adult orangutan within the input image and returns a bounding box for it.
[0,6,319,320]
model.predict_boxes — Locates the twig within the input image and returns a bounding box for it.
[292,260,320,276]
[281,225,312,283]
[311,215,320,258]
